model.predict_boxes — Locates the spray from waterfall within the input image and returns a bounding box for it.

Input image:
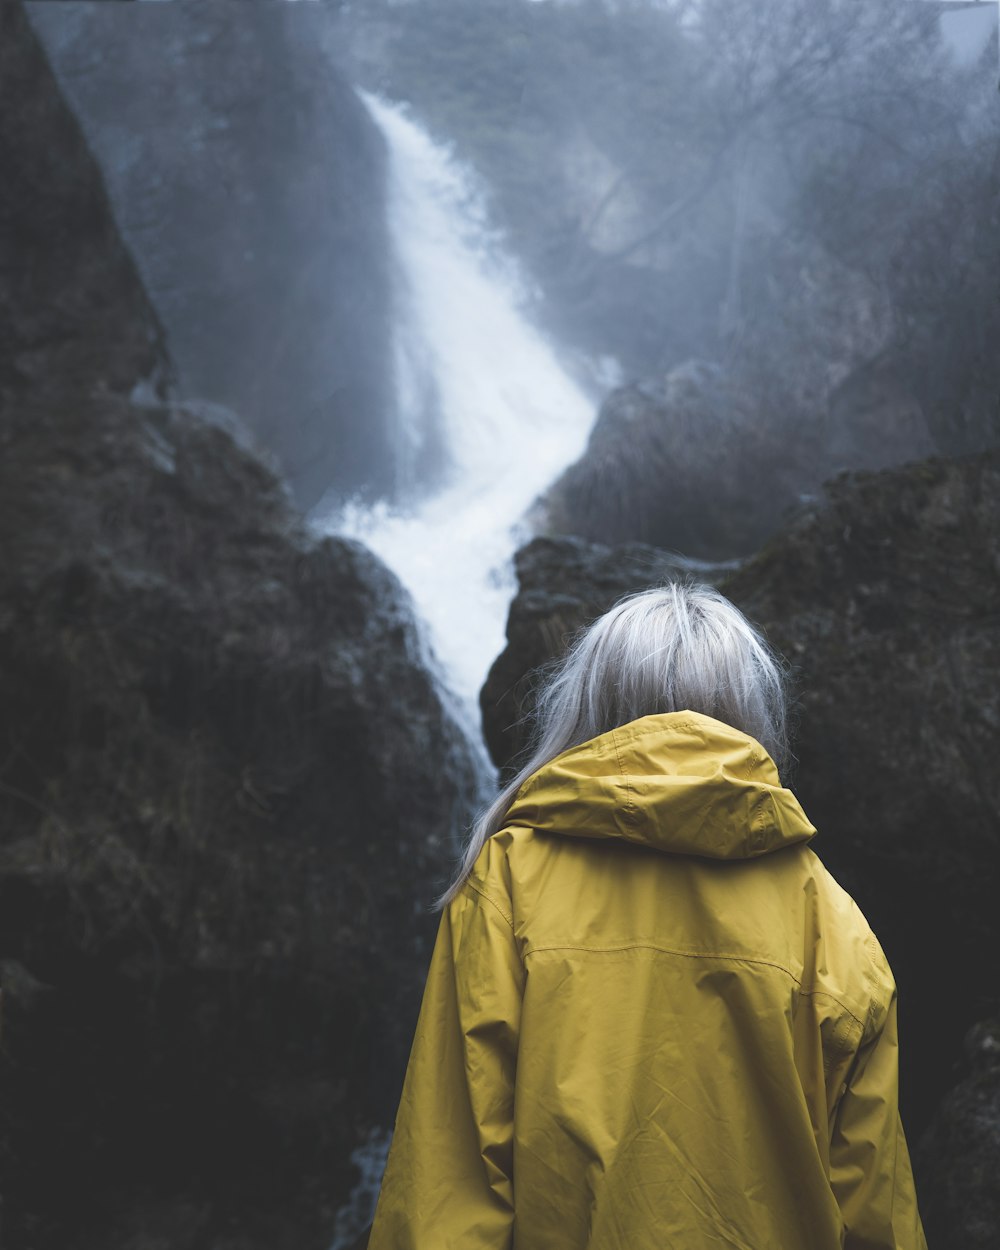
[317,93,596,747]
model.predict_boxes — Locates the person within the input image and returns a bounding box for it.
[368,583,927,1249]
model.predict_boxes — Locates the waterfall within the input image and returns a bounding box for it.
[316,94,596,745]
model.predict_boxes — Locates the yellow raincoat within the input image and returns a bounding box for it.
[369,712,926,1249]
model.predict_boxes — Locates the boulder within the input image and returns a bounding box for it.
[533,363,817,560]
[535,338,936,565]
[28,0,395,510]
[723,452,1000,1133]
[0,391,479,1250]
[914,1018,1000,1249]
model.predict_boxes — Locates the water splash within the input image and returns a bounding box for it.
[316,94,596,727]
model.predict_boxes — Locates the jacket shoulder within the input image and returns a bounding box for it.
[461,828,527,928]
[805,850,897,1041]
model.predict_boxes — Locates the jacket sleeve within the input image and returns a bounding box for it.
[829,950,927,1250]
[368,875,523,1250]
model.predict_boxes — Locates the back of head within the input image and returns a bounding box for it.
[439,582,789,905]
[538,583,787,770]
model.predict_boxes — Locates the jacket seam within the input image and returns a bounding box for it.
[463,878,515,932]
[862,930,885,1040]
[525,941,866,1031]
[827,1011,863,1074]
[742,743,761,780]
[610,728,635,821]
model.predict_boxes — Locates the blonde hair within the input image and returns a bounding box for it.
[438,582,789,907]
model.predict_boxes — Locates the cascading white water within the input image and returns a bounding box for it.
[318,94,596,742]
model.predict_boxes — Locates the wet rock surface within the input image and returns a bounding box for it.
[534,364,816,560]
[914,1019,1000,1249]
[723,452,1000,1132]
[0,392,478,1249]
[28,0,395,509]
[536,358,937,562]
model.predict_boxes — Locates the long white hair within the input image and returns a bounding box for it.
[438,582,789,907]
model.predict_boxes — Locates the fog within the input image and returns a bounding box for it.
[331,0,998,476]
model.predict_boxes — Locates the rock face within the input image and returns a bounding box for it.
[28,0,395,510]
[0,393,478,1249]
[0,7,479,1245]
[0,2,167,406]
[723,452,1000,1133]
[480,535,722,771]
[914,1018,1000,1249]
[536,358,937,562]
[534,363,817,560]
[487,453,1000,1139]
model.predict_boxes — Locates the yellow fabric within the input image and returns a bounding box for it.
[369,711,927,1249]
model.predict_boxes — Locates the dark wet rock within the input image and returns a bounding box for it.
[723,452,1000,1133]
[824,352,936,473]
[535,350,938,562]
[533,363,817,560]
[28,0,395,510]
[914,1019,1000,1249]
[0,390,480,1250]
[0,2,167,407]
[480,535,725,771]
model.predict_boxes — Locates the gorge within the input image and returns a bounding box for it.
[3,2,999,1247]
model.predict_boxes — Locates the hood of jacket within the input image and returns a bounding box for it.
[504,710,815,859]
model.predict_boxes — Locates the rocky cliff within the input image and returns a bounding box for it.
[535,359,938,561]
[725,452,1000,1135]
[28,0,395,510]
[0,391,478,1249]
[1,7,478,1246]
[533,365,814,560]
[914,1018,1000,1248]
[0,2,167,406]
